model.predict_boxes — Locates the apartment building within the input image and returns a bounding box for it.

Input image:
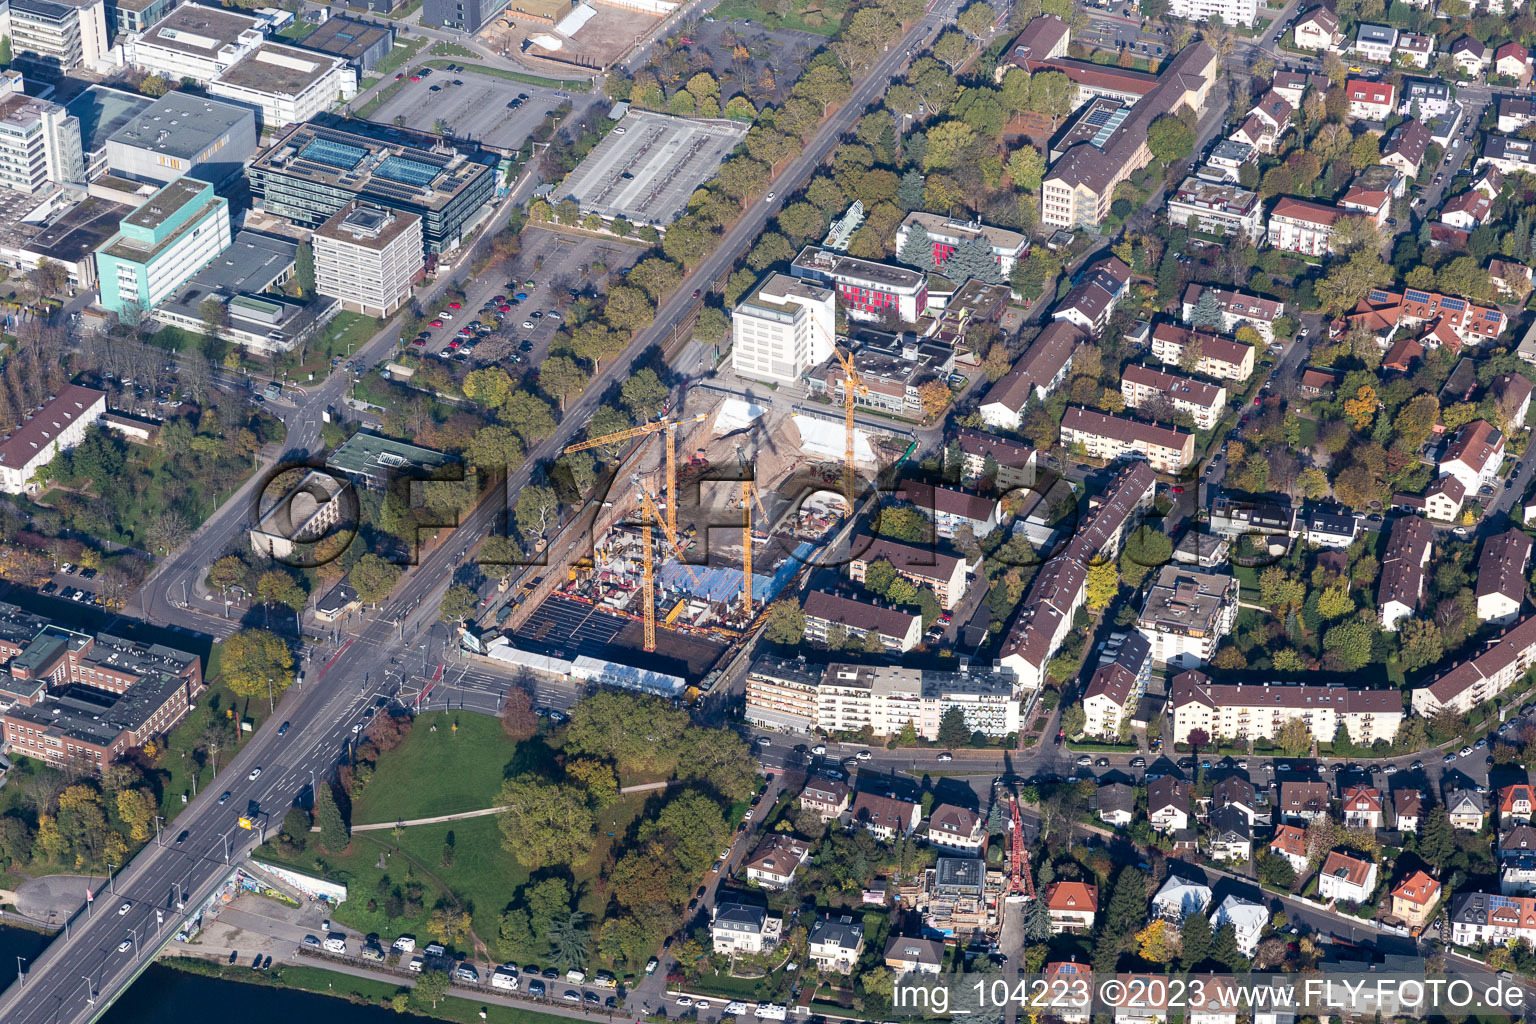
[1278,781,1332,823]
[954,429,1036,491]
[95,176,232,315]
[1401,80,1452,117]
[1477,529,1532,625]
[1120,363,1226,430]
[128,5,265,84]
[8,0,108,73]
[1168,670,1405,746]
[1412,613,1536,715]
[1353,23,1397,63]
[1441,419,1506,494]
[1149,777,1191,832]
[896,481,1000,541]
[1059,406,1196,473]
[1052,256,1131,336]
[1480,134,1536,175]
[1210,895,1268,956]
[1165,177,1263,242]
[1000,463,1157,691]
[312,202,424,318]
[801,591,922,654]
[1168,0,1257,24]
[848,534,973,610]
[0,385,106,494]
[1293,5,1342,50]
[1134,566,1239,669]
[791,246,927,323]
[1450,892,1536,948]
[1346,78,1396,120]
[1350,286,1507,348]
[978,320,1087,429]
[730,272,836,386]
[1082,632,1152,738]
[0,89,83,192]
[1180,284,1285,342]
[894,212,1029,276]
[1150,322,1255,381]
[1267,197,1344,256]
[1378,514,1434,630]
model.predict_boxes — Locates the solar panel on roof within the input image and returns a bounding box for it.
[1442,297,1466,310]
[301,138,366,170]
[1404,288,1432,303]
[376,156,440,186]
[1368,289,1391,302]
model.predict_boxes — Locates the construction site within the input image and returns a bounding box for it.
[473,358,918,694]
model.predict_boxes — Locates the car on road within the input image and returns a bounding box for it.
[304,935,322,947]
[1076,755,1092,766]
[1277,763,1291,771]
[1411,760,1423,770]
[118,902,131,916]
[218,791,230,804]
[248,767,262,781]
[228,950,239,964]
[1096,758,1110,767]
[585,993,601,1005]
[1130,757,1146,768]
[277,721,289,736]
[1460,745,1474,757]
[353,722,364,733]
[937,752,953,762]
[766,192,775,201]
[645,958,659,974]
[1444,753,1458,763]
[528,981,546,997]
[677,997,695,1008]
[429,319,443,327]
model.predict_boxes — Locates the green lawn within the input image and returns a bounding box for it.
[351,711,521,824]
[430,41,479,59]
[276,21,316,41]
[421,60,590,91]
[375,36,428,77]
[155,671,275,822]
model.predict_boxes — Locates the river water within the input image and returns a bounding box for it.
[0,924,441,1024]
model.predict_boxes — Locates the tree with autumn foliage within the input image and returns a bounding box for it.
[1137,919,1180,963]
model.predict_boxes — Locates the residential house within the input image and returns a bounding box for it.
[1450,891,1536,946]
[1394,789,1424,832]
[801,779,851,822]
[1501,784,1536,826]
[1425,475,1467,522]
[1390,871,1442,930]
[711,903,783,955]
[1114,974,1172,1024]
[1272,70,1329,107]
[1346,79,1396,120]
[1503,855,1536,895]
[1269,823,1311,874]
[1441,419,1505,495]
[1267,197,1343,256]
[808,915,865,973]
[1279,781,1331,823]
[884,935,945,977]
[1448,789,1488,831]
[1151,873,1212,922]
[1044,961,1092,1023]
[1149,777,1191,833]
[1318,850,1379,904]
[1294,6,1343,51]
[1046,881,1099,934]
[1353,23,1397,63]
[1150,322,1255,381]
[1400,79,1451,117]
[1300,509,1359,548]
[1497,42,1532,83]
[1491,261,1535,300]
[1380,120,1431,177]
[1213,776,1257,824]
[1209,894,1268,956]
[1342,785,1384,829]
[1180,284,1285,342]
[1208,805,1252,862]
[1383,336,1425,373]
[1394,33,1433,68]
[1378,514,1433,631]
[927,804,985,854]
[1480,135,1536,175]
[1440,191,1493,230]
[1098,782,1137,827]
[743,835,811,890]
[850,792,922,840]
[1452,35,1490,76]
[1476,528,1531,626]
[1494,372,1535,427]
[1053,256,1131,336]
[1244,89,1295,153]
[1500,98,1536,133]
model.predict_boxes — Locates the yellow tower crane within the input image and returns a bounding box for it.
[633,480,699,653]
[563,413,706,539]
[834,347,869,513]
[736,447,771,619]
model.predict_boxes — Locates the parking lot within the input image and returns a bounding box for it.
[414,227,644,370]
[367,65,566,151]
[40,562,105,607]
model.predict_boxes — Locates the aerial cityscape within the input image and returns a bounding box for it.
[1,0,1536,1020]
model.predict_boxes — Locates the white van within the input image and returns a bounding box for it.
[407,956,425,973]
[323,935,347,954]
[566,969,586,984]
[726,1003,749,1016]
[757,1004,788,1020]
[393,936,416,953]
[491,966,520,992]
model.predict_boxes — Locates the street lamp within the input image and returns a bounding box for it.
[82,976,95,1006]
[16,956,24,986]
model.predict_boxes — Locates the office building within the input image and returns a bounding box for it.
[0,384,105,494]
[127,5,265,84]
[296,15,393,73]
[7,0,109,73]
[207,43,356,132]
[893,212,1029,276]
[63,83,152,179]
[730,272,836,386]
[95,175,232,315]
[250,118,495,254]
[422,0,502,32]
[325,430,455,488]
[791,245,928,323]
[104,92,256,186]
[104,0,173,40]
[312,201,424,317]
[0,89,83,191]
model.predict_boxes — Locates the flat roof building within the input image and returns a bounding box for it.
[250,117,495,254]
[8,0,109,74]
[791,245,928,323]
[64,83,153,179]
[297,15,393,73]
[207,43,356,133]
[127,5,266,85]
[104,92,257,186]
[326,430,456,488]
[104,0,174,40]
[0,89,84,192]
[422,0,503,32]
[731,272,836,386]
[95,174,232,315]
[554,110,748,228]
[313,201,424,317]
[0,192,130,289]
